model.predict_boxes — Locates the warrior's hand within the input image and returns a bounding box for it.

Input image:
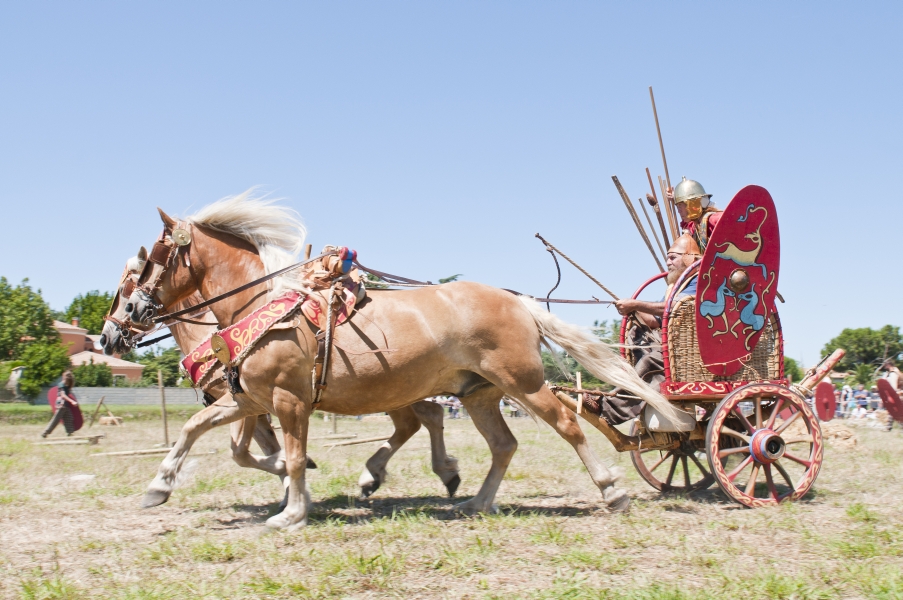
[615,299,638,316]
[666,188,674,203]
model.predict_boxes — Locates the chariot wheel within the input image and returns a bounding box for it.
[629,421,715,493]
[706,383,823,508]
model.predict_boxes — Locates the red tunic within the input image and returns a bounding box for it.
[681,211,723,251]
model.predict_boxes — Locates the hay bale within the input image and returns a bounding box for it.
[99,416,123,426]
[820,420,858,450]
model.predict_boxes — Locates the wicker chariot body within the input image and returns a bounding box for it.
[611,186,844,508]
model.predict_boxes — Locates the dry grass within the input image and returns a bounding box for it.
[1,414,902,599]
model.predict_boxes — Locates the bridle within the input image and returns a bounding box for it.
[104,221,196,344]
[104,220,339,347]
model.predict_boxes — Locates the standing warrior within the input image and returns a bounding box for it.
[669,177,723,252]
[882,359,902,431]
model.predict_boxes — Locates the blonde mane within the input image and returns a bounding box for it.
[185,191,309,297]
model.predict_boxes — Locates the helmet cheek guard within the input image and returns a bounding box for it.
[684,197,703,220]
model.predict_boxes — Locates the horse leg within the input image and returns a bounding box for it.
[266,389,311,531]
[411,401,460,496]
[227,415,294,509]
[453,386,513,515]
[511,384,629,511]
[142,398,254,508]
[358,405,422,498]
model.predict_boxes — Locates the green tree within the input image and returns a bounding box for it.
[438,274,463,284]
[63,291,113,335]
[784,357,804,384]
[822,326,903,371]
[0,278,58,360]
[135,347,185,387]
[72,358,113,387]
[17,341,72,399]
[846,364,876,388]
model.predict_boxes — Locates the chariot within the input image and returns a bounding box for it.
[564,185,845,507]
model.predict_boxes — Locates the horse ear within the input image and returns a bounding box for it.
[157,207,177,231]
[137,246,147,261]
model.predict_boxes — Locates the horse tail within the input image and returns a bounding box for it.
[517,297,686,427]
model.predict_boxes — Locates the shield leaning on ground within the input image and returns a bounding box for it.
[877,379,903,423]
[695,185,780,377]
[815,381,836,421]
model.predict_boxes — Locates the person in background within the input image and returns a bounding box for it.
[881,359,901,431]
[41,370,81,437]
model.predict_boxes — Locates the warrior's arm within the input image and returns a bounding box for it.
[615,299,665,318]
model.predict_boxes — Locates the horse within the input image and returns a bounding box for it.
[101,194,682,530]
[165,294,462,503]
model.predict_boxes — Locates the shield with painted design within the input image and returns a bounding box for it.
[814,381,836,421]
[877,379,903,423]
[695,185,780,376]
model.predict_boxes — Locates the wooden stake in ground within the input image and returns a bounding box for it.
[88,396,107,428]
[324,435,391,448]
[158,370,169,447]
[331,412,337,434]
[575,371,583,415]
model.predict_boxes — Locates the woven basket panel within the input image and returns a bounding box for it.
[667,296,781,382]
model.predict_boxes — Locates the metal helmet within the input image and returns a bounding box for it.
[672,177,712,220]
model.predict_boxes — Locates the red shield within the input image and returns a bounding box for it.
[877,379,903,423]
[47,386,83,432]
[814,382,836,421]
[695,185,780,376]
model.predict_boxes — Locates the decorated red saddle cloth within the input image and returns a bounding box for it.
[182,292,306,386]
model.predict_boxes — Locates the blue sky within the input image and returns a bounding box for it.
[1,2,899,366]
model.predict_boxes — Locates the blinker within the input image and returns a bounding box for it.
[172,228,192,246]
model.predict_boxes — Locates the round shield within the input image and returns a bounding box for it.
[695,185,780,376]
[48,386,58,413]
[814,381,836,421]
[877,379,903,423]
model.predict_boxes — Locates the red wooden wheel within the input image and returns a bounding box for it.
[629,421,715,493]
[706,383,823,508]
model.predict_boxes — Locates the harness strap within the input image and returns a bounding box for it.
[353,260,432,286]
[154,251,336,323]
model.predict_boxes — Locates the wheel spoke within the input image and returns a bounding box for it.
[763,464,780,500]
[681,455,691,488]
[665,455,679,487]
[773,460,796,490]
[782,451,812,468]
[719,446,750,458]
[727,455,753,482]
[755,395,763,430]
[745,463,760,496]
[765,398,785,429]
[731,407,756,433]
[783,436,814,445]
[689,453,711,478]
[648,451,673,473]
[775,410,802,434]
[720,427,751,443]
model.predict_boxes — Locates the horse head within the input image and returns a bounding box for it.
[100,208,200,355]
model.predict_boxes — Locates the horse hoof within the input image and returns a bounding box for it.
[453,499,494,516]
[445,474,461,498]
[359,475,381,499]
[603,488,630,513]
[306,457,318,470]
[266,512,307,531]
[141,489,171,508]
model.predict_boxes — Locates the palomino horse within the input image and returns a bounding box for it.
[165,296,462,503]
[101,195,682,530]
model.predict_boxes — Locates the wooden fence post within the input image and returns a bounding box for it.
[158,370,169,447]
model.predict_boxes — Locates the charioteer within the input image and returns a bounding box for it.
[600,234,701,424]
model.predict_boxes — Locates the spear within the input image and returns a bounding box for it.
[659,175,680,239]
[637,196,666,264]
[612,176,665,272]
[646,167,671,248]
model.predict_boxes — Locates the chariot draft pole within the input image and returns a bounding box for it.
[612,176,665,272]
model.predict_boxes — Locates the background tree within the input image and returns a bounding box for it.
[131,347,186,387]
[0,278,58,360]
[784,357,804,384]
[822,326,903,371]
[847,364,876,388]
[63,290,113,335]
[17,341,71,399]
[72,358,114,387]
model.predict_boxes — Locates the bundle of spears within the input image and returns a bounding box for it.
[536,86,680,300]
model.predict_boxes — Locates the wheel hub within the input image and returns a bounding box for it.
[749,429,785,464]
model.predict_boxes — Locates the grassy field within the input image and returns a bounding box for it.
[0,413,901,599]
[0,404,203,425]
